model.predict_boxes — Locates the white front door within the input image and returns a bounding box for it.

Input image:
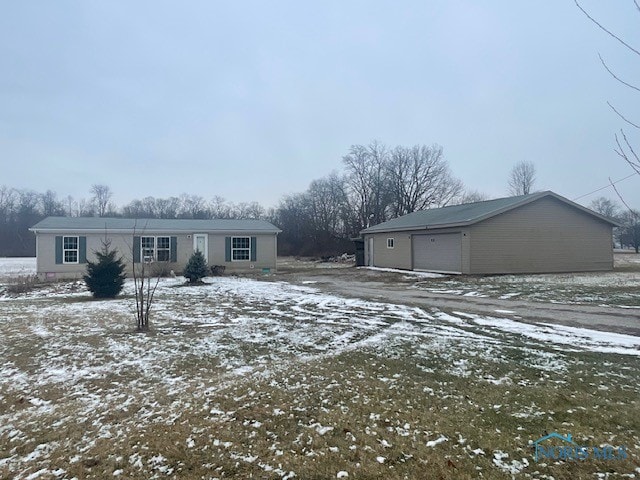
[193,234,208,262]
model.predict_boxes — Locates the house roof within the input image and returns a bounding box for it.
[361,191,621,234]
[30,216,281,234]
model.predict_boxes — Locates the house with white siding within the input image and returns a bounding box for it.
[361,191,619,274]
[29,217,280,280]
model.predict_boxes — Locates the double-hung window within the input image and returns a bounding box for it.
[141,236,171,262]
[231,237,250,261]
[141,237,155,262]
[156,237,171,261]
[63,236,79,264]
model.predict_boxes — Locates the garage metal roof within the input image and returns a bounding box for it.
[361,191,620,234]
[30,217,281,233]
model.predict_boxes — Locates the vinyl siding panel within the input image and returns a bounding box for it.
[368,232,413,270]
[469,196,614,274]
[35,232,278,279]
[208,234,277,272]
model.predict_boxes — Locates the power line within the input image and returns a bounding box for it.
[572,172,639,201]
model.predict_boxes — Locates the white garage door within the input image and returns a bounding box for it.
[412,233,462,273]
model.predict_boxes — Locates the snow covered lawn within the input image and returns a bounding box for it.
[0,276,638,479]
[413,269,640,307]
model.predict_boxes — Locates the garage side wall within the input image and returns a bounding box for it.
[469,197,614,274]
[369,232,412,270]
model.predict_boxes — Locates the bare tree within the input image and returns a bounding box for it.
[179,194,209,219]
[618,209,640,252]
[387,144,463,216]
[78,198,95,217]
[508,161,536,196]
[40,190,65,216]
[130,223,164,332]
[233,201,265,219]
[576,1,640,197]
[65,195,76,217]
[210,196,233,219]
[456,189,491,205]
[589,196,620,219]
[0,186,16,223]
[156,197,181,219]
[307,173,349,236]
[91,184,113,217]
[343,141,391,229]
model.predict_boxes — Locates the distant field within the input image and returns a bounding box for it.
[1,269,639,479]
[0,258,35,281]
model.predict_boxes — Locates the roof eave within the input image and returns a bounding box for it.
[30,227,281,234]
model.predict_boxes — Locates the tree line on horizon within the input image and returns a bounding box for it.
[2,143,637,257]
[0,142,481,257]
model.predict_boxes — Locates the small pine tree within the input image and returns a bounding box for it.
[84,241,127,298]
[184,250,208,283]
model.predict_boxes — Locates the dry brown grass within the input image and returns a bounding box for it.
[0,276,639,479]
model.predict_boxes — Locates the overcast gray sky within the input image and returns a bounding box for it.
[1,1,639,209]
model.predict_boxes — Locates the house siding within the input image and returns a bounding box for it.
[35,231,278,279]
[468,196,614,274]
[368,232,413,270]
[365,228,471,273]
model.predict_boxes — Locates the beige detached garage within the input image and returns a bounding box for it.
[361,191,619,274]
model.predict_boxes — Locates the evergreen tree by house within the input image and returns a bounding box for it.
[183,250,208,283]
[83,241,127,298]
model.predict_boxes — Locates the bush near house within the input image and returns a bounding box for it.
[184,250,208,283]
[83,243,126,298]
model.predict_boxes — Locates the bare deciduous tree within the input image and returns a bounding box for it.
[91,184,113,217]
[508,161,536,196]
[387,144,463,216]
[130,223,164,332]
[576,1,640,200]
[589,196,620,219]
[307,172,349,236]
[40,190,65,216]
[456,189,491,205]
[343,141,391,229]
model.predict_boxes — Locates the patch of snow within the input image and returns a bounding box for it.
[492,450,528,474]
[473,317,640,356]
[426,435,448,447]
[361,266,445,278]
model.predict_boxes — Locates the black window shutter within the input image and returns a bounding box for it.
[225,237,231,262]
[133,236,141,263]
[170,236,177,262]
[79,237,87,263]
[55,236,62,264]
[250,237,257,261]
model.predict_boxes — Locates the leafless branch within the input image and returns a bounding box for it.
[609,176,638,217]
[598,54,640,92]
[575,0,640,57]
[614,131,640,175]
[608,102,640,130]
